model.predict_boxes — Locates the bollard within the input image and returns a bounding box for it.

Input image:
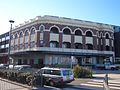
[105,74,108,85]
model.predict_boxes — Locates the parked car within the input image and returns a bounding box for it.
[41,67,74,86]
[104,63,119,70]
[0,64,9,69]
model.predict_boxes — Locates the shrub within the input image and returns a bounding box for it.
[73,65,93,78]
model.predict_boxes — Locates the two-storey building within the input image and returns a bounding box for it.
[0,15,115,68]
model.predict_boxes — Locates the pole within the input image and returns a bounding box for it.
[8,20,14,68]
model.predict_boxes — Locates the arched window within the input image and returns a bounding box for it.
[24,30,29,49]
[19,32,23,49]
[100,32,103,38]
[30,29,35,35]
[75,43,82,49]
[50,41,59,48]
[62,42,71,48]
[25,30,29,36]
[63,28,71,35]
[14,33,18,39]
[50,27,59,34]
[86,31,92,37]
[19,32,23,38]
[75,30,82,36]
[86,44,93,50]
[39,25,45,32]
[106,33,109,39]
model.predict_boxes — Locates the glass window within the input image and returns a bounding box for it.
[75,30,82,36]
[6,44,9,48]
[44,69,51,74]
[19,32,23,38]
[25,30,29,36]
[50,27,59,34]
[86,31,92,37]
[39,25,45,32]
[1,38,5,41]
[51,70,61,75]
[63,28,71,35]
[1,45,5,48]
[6,36,10,40]
[62,70,72,76]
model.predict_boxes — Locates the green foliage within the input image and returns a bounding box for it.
[73,65,93,78]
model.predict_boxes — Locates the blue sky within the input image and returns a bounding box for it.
[0,0,120,34]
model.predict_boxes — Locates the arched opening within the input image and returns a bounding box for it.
[14,33,18,50]
[106,33,109,39]
[75,30,82,36]
[50,27,59,34]
[63,28,71,35]
[30,29,36,48]
[30,29,35,35]
[25,30,29,36]
[75,43,83,49]
[39,25,45,32]
[62,42,71,48]
[24,30,29,49]
[86,44,93,50]
[50,41,59,48]
[19,32,23,49]
[86,31,93,37]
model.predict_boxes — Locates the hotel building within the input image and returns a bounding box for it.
[0,15,114,68]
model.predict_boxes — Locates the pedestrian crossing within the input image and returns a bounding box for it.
[80,79,120,90]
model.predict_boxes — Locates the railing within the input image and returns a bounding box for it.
[103,74,110,90]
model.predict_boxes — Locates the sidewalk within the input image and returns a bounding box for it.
[0,77,52,90]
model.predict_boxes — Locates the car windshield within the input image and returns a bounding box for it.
[62,70,72,76]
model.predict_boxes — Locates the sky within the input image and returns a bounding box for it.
[0,0,120,34]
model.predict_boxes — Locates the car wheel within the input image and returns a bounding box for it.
[49,81,55,86]
[111,67,115,70]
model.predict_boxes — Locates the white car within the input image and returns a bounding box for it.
[41,67,74,86]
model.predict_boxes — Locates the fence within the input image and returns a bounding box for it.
[103,74,110,90]
[0,68,44,90]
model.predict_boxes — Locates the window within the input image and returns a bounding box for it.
[106,33,109,39]
[19,32,23,38]
[6,44,9,48]
[1,45,5,48]
[30,29,35,35]
[50,27,59,34]
[44,69,61,75]
[62,70,72,76]
[86,31,92,37]
[1,37,5,41]
[15,33,18,39]
[6,36,10,40]
[75,30,82,36]
[63,28,71,35]
[39,25,45,32]
[25,30,29,36]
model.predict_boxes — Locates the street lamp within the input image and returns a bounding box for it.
[8,20,15,66]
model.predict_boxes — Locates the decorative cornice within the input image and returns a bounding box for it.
[12,15,114,33]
